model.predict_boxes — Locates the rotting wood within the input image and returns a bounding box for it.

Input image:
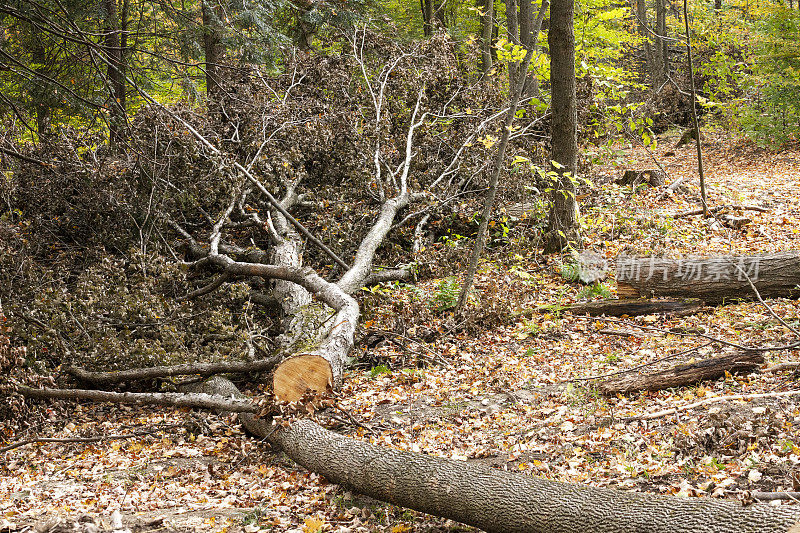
[618,169,666,188]
[567,298,703,317]
[599,350,763,395]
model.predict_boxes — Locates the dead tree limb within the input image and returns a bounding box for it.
[65,356,283,385]
[567,298,702,317]
[16,385,259,413]
[766,362,800,373]
[599,350,764,395]
[752,492,800,502]
[0,427,175,454]
[674,205,769,218]
[631,390,800,421]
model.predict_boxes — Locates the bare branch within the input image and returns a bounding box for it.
[17,385,259,413]
[65,356,283,385]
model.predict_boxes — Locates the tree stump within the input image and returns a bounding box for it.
[618,169,666,188]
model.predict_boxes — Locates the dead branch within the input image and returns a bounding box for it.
[599,350,763,395]
[629,390,800,421]
[765,362,800,373]
[0,426,177,454]
[65,356,283,385]
[674,204,769,218]
[16,385,259,413]
[751,492,800,502]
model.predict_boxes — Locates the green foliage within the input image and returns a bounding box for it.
[431,276,461,312]
[369,364,392,377]
[739,5,800,147]
[577,281,613,299]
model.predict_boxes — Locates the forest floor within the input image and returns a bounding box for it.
[3,130,800,533]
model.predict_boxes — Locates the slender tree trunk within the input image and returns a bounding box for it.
[30,37,50,137]
[202,0,223,98]
[519,0,549,96]
[505,0,520,87]
[422,0,434,36]
[653,0,668,88]
[543,0,581,254]
[455,30,534,315]
[434,0,446,28]
[293,0,316,50]
[636,0,653,84]
[682,0,708,215]
[480,0,494,74]
[105,0,125,146]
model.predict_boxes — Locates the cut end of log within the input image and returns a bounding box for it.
[273,355,333,403]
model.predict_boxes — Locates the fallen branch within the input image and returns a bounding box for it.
[673,204,769,218]
[65,356,283,385]
[567,298,703,317]
[615,252,800,304]
[0,427,175,454]
[630,390,800,421]
[752,492,800,502]
[17,385,259,413]
[599,350,763,395]
[765,362,800,373]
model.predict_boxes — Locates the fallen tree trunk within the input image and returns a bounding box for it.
[21,379,799,533]
[616,252,800,304]
[599,350,764,395]
[567,298,703,317]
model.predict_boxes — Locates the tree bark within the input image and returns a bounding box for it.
[104,0,126,146]
[566,298,702,317]
[599,350,764,395]
[635,0,653,84]
[652,0,669,89]
[505,0,520,87]
[422,0,435,36]
[615,252,800,304]
[202,0,223,99]
[543,0,581,253]
[479,0,494,74]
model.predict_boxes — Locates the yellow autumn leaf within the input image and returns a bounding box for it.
[303,517,324,533]
[391,525,411,533]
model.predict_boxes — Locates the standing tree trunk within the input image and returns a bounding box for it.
[635,0,653,84]
[479,0,494,74]
[505,0,520,87]
[422,0,435,36]
[30,35,50,137]
[455,10,535,315]
[519,0,549,96]
[105,0,126,147]
[682,0,708,215]
[543,0,581,254]
[652,0,669,88]
[202,0,223,99]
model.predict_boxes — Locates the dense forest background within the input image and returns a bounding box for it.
[2,0,800,530]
